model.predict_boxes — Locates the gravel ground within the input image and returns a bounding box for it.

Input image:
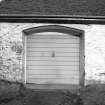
[0,80,105,105]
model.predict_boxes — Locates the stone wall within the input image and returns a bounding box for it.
[0,23,105,84]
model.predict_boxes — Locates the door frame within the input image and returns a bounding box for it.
[22,25,85,89]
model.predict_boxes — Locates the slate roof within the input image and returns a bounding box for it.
[0,0,105,16]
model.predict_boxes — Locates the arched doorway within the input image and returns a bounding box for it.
[23,25,84,89]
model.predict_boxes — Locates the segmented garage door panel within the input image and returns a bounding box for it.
[27,43,79,48]
[26,32,80,84]
[26,69,79,75]
[27,61,79,66]
[27,52,79,57]
[27,78,79,84]
[27,66,79,70]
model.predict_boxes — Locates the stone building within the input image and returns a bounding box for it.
[0,0,105,89]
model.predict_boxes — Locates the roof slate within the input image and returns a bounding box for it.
[0,0,105,16]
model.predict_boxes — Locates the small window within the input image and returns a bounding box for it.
[23,25,84,89]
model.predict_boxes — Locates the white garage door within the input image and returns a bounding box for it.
[26,32,80,85]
